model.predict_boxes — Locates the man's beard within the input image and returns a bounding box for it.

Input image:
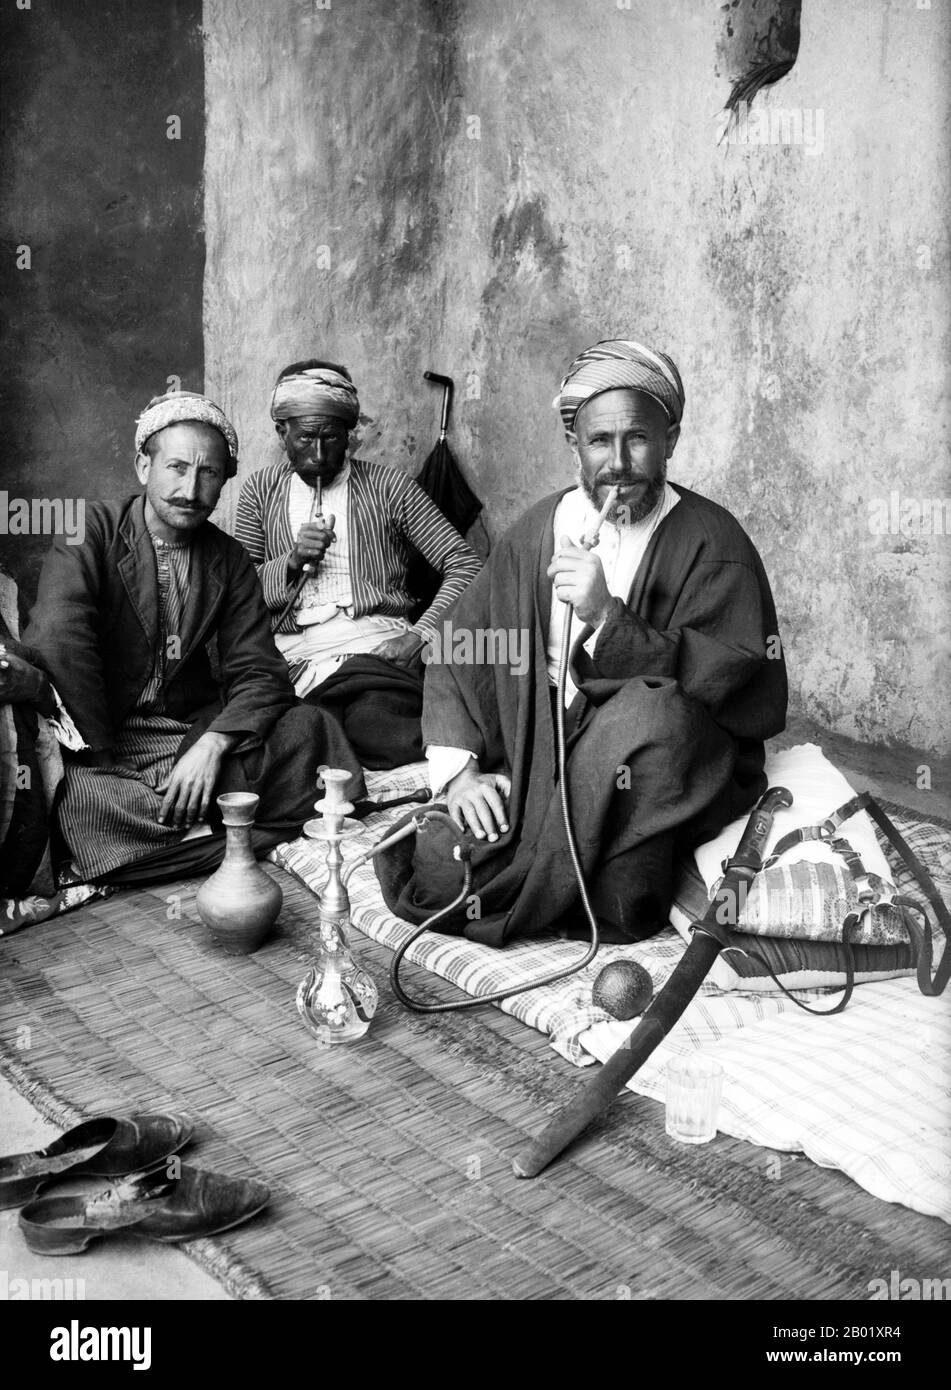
[580,462,667,526]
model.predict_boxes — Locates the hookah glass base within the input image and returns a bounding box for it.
[296,916,378,1045]
[297,768,378,1045]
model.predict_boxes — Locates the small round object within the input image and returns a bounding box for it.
[592,960,654,1021]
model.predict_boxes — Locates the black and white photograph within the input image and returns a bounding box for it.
[0,0,948,1334]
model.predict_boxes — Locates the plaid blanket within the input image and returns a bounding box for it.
[272,759,951,1221]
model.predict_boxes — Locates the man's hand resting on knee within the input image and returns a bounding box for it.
[157,730,239,829]
[447,760,511,842]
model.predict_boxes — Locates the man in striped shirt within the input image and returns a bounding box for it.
[235,360,481,765]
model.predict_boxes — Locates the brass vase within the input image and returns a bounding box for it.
[196,792,282,954]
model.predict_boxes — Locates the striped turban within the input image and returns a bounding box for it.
[135,391,239,476]
[553,339,685,435]
[270,368,360,427]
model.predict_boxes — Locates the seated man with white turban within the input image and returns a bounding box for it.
[380,339,788,945]
[235,359,481,767]
[23,391,363,885]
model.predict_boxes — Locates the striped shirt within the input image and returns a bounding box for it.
[138,534,192,712]
[235,458,481,638]
[287,463,354,620]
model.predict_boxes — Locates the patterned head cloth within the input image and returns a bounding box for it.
[553,339,685,435]
[135,391,239,477]
[269,367,361,427]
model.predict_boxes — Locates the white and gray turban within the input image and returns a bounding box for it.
[135,391,239,475]
[553,339,685,435]
[269,368,360,427]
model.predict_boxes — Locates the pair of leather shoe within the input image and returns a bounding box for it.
[2,1113,269,1254]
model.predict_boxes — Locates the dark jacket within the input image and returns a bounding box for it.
[23,495,296,754]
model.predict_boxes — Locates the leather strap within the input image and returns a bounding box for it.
[767,794,869,862]
[722,926,857,1015]
[860,796,950,997]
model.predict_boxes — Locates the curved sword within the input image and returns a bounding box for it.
[512,784,794,1178]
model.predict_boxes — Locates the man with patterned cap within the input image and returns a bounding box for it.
[380,339,788,945]
[235,358,481,767]
[23,390,363,885]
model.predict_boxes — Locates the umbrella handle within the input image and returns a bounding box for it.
[424,371,454,437]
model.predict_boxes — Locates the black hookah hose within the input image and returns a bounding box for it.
[273,572,309,631]
[346,492,617,1013]
[378,593,601,1014]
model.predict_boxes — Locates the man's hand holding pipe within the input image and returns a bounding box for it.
[287,514,336,577]
[546,535,611,626]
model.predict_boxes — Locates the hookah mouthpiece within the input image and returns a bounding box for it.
[580,484,619,550]
[301,478,324,577]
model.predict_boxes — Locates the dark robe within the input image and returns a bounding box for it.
[305,654,425,770]
[378,484,788,945]
[0,626,57,898]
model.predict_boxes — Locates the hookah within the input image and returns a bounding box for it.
[311,483,621,1020]
[296,768,379,1044]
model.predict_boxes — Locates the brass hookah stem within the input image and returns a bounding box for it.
[316,768,355,937]
[321,827,349,924]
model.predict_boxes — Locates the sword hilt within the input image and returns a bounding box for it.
[728,785,793,878]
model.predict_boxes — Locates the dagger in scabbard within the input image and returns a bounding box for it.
[512,783,794,1179]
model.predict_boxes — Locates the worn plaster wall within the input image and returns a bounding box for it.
[203,0,460,507]
[0,0,205,605]
[204,0,950,753]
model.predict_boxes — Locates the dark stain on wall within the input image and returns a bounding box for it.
[717,0,802,90]
[488,197,567,280]
[0,0,205,608]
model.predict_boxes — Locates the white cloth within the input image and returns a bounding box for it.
[580,980,951,1224]
[45,686,88,752]
[693,742,893,890]
[548,482,679,705]
[288,463,354,625]
[275,612,412,696]
[427,482,679,794]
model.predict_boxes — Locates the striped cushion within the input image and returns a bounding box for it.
[735,856,909,946]
[670,856,917,993]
